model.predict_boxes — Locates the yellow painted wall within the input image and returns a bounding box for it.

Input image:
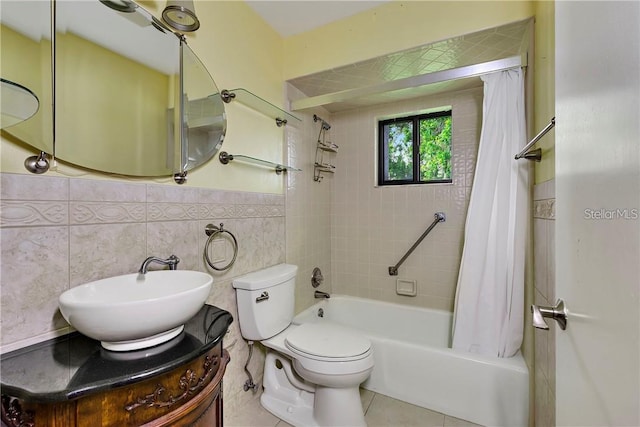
[55,32,174,175]
[284,1,535,80]
[1,1,285,193]
[2,0,548,191]
[533,0,555,183]
[155,0,286,192]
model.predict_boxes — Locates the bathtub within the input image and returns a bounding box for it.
[293,295,529,427]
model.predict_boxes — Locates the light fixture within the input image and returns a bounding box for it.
[99,0,137,13]
[162,0,200,32]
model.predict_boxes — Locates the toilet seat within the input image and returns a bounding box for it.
[285,323,372,362]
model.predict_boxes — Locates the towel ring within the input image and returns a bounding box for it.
[204,223,238,271]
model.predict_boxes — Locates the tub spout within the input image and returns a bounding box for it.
[314,290,330,299]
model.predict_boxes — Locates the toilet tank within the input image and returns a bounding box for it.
[232,264,297,341]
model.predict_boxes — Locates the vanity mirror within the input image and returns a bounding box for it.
[0,1,54,152]
[1,0,226,180]
[0,79,40,130]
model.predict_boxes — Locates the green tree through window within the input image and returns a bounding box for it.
[419,115,451,181]
[379,110,452,186]
[386,120,413,180]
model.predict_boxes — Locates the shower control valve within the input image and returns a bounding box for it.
[311,267,324,288]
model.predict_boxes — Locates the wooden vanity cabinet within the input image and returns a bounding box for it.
[3,346,230,427]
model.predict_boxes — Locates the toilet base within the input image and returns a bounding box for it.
[261,392,317,427]
[261,351,367,427]
[262,352,317,427]
[314,386,367,426]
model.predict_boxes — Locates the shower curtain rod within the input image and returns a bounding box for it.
[291,55,526,111]
[514,117,555,162]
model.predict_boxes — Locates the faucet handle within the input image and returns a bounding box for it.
[311,267,324,288]
[166,255,180,270]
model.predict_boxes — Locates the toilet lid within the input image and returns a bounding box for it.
[285,323,371,359]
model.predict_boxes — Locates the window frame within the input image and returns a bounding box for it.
[377,109,453,186]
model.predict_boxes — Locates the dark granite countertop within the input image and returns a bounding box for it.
[0,305,232,403]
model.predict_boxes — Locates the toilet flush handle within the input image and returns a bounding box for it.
[256,291,269,303]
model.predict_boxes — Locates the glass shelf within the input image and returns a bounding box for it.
[220,88,301,126]
[219,151,301,174]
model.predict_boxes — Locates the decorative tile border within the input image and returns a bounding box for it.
[534,199,555,220]
[147,203,200,221]
[71,202,145,224]
[263,205,285,217]
[0,173,285,228]
[0,201,68,227]
[200,204,237,219]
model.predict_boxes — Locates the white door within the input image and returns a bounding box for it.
[555,2,640,426]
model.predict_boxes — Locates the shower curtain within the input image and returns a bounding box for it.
[451,69,527,358]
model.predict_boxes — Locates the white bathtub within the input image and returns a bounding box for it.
[293,295,529,427]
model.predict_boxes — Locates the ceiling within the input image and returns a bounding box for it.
[245,1,390,37]
[243,1,531,114]
[287,19,532,113]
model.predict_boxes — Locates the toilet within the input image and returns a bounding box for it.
[233,264,374,427]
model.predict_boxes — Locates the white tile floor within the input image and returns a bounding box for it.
[227,388,483,427]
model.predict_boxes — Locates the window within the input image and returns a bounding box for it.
[378,110,452,186]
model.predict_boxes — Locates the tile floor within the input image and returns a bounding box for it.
[227,388,483,427]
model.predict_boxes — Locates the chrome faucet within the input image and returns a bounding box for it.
[138,255,180,276]
[314,290,330,299]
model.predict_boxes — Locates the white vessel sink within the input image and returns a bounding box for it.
[59,270,213,352]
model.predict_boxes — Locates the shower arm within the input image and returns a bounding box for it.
[514,117,555,161]
[389,212,446,276]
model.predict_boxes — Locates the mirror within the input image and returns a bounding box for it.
[1,79,40,129]
[0,1,53,152]
[182,44,226,172]
[1,0,226,178]
[55,0,181,176]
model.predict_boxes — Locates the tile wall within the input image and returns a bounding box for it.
[533,178,556,426]
[329,87,483,311]
[0,172,285,424]
[285,84,333,313]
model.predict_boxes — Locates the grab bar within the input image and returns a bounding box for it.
[514,117,555,162]
[389,212,446,276]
